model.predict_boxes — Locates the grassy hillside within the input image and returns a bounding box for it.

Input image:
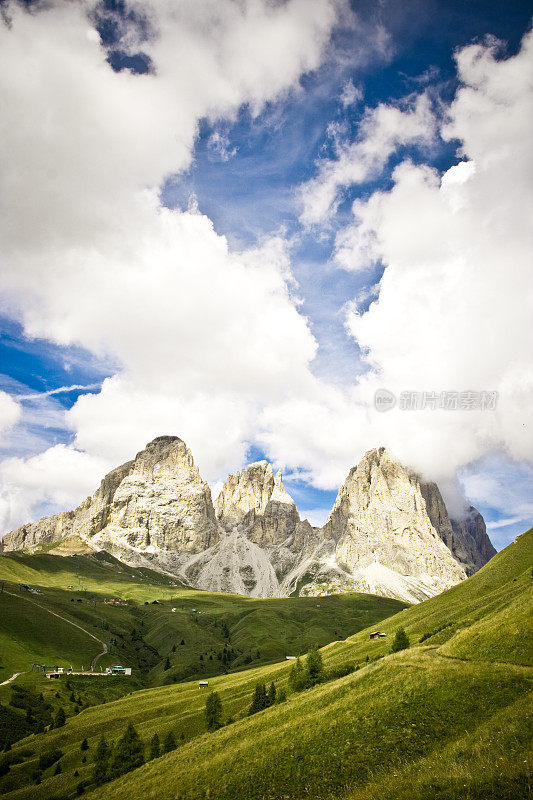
[0,551,402,690]
[0,550,182,598]
[0,529,530,800]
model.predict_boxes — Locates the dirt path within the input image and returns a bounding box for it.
[5,590,107,671]
[0,671,24,686]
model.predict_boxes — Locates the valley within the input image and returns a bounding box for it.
[0,528,530,800]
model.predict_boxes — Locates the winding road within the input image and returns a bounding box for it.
[0,671,23,686]
[4,590,108,672]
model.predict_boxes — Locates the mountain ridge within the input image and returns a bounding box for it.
[1,436,496,602]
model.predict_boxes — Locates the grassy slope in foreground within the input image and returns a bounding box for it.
[90,528,533,800]
[1,529,531,800]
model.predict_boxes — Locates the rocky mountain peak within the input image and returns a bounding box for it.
[319,447,468,601]
[131,435,200,482]
[214,461,274,524]
[1,438,496,603]
[2,435,219,559]
[270,470,296,506]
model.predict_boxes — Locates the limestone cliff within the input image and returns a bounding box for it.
[2,436,219,559]
[1,437,496,603]
[318,447,468,601]
[214,461,274,527]
[188,464,318,596]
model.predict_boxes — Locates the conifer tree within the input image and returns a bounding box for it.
[306,646,324,687]
[249,682,268,715]
[164,656,171,670]
[53,761,62,775]
[107,723,144,780]
[205,691,223,731]
[163,730,176,753]
[93,735,110,785]
[80,738,89,751]
[149,733,160,760]
[53,707,66,728]
[289,657,306,692]
[391,627,410,653]
[276,688,287,703]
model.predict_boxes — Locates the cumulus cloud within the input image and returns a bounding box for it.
[299,92,436,226]
[0,392,21,443]
[267,27,532,491]
[0,0,344,530]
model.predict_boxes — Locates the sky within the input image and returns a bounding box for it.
[0,0,532,550]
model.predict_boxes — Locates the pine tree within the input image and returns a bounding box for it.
[149,733,160,760]
[267,682,277,706]
[53,707,66,728]
[276,688,287,703]
[80,738,89,752]
[205,691,223,731]
[164,656,171,670]
[53,761,62,775]
[107,723,144,779]
[306,646,324,687]
[391,627,410,653]
[163,731,176,753]
[289,657,306,692]
[93,735,110,785]
[249,683,268,715]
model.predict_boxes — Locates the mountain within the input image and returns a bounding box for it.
[3,436,219,563]
[1,437,496,602]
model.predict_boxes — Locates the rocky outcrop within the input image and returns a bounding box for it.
[2,436,219,559]
[317,447,467,601]
[450,507,496,570]
[215,461,274,527]
[1,437,496,603]
[198,463,319,596]
[419,481,495,574]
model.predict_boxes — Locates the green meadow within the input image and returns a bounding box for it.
[0,548,402,691]
[0,529,531,800]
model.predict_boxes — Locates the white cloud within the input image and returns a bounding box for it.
[0,392,21,443]
[207,131,238,162]
[261,28,533,496]
[0,0,343,531]
[340,78,363,107]
[15,384,101,400]
[340,31,533,475]
[299,92,436,226]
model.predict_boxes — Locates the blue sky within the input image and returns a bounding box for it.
[0,0,532,547]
